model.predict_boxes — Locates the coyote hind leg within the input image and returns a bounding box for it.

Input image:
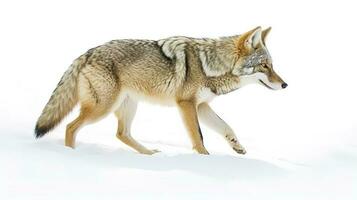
[65,63,121,148]
[115,97,159,155]
[65,106,92,148]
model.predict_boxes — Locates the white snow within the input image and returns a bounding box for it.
[1,0,357,199]
[1,126,356,200]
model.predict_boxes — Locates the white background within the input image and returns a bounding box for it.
[0,0,356,199]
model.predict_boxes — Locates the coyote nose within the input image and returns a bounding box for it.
[281,83,288,89]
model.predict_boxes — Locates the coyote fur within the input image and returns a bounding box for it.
[35,26,287,155]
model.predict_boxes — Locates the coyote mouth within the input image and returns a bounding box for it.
[259,79,273,90]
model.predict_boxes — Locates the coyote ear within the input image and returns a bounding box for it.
[245,26,262,49]
[262,27,271,44]
[236,26,262,52]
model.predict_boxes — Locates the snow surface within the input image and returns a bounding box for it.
[1,0,357,199]
[1,127,356,200]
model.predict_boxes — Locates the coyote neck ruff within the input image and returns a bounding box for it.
[35,26,287,155]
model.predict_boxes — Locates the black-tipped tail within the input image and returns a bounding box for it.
[34,123,53,138]
[33,51,91,139]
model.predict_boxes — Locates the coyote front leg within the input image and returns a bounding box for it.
[197,103,246,154]
[177,100,209,155]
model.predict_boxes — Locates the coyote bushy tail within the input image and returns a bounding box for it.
[34,51,91,138]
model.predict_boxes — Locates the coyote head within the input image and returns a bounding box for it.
[233,27,288,90]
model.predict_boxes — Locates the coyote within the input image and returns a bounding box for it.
[35,26,287,155]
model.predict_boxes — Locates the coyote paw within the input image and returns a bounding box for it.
[142,149,160,155]
[232,144,246,155]
[65,142,75,149]
[199,149,210,155]
[194,147,210,155]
